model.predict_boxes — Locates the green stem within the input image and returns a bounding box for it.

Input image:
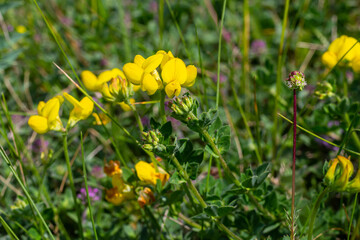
[307,187,329,240]
[63,132,84,240]
[80,133,98,240]
[351,207,360,240]
[160,90,167,124]
[205,156,213,196]
[128,101,144,132]
[348,193,358,240]
[0,215,20,240]
[178,213,202,230]
[216,0,227,109]
[199,128,242,187]
[159,0,164,47]
[171,156,241,240]
[242,0,250,112]
[0,145,55,240]
[273,0,290,161]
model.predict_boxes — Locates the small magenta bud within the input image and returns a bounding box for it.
[285,71,306,91]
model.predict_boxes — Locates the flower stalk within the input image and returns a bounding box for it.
[63,131,84,239]
[291,89,297,240]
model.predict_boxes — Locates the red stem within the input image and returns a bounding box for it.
[291,89,297,239]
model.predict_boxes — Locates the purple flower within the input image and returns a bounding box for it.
[32,139,49,153]
[251,40,267,55]
[77,187,101,205]
[212,74,227,84]
[315,135,338,152]
[91,165,105,179]
[141,116,150,128]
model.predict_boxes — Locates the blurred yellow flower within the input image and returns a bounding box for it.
[15,25,27,34]
[81,69,125,92]
[138,187,155,208]
[92,112,111,125]
[322,35,360,72]
[63,93,94,127]
[135,161,169,186]
[28,96,64,134]
[324,155,359,193]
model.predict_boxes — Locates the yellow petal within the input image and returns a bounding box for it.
[322,51,338,69]
[324,158,339,186]
[41,97,61,120]
[112,174,125,192]
[142,74,158,95]
[63,92,81,108]
[135,161,157,185]
[161,58,187,84]
[352,56,360,73]
[28,115,49,134]
[111,68,126,80]
[182,65,197,87]
[165,81,181,98]
[337,36,358,62]
[123,63,143,85]
[142,54,163,73]
[78,97,94,120]
[346,170,360,193]
[134,55,145,66]
[98,70,114,83]
[328,35,347,54]
[81,70,102,92]
[37,101,45,115]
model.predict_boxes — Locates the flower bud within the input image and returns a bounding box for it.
[285,71,306,91]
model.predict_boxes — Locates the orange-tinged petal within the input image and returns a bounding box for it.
[182,65,197,87]
[111,68,126,80]
[123,63,143,85]
[161,58,187,84]
[28,115,49,134]
[142,54,163,73]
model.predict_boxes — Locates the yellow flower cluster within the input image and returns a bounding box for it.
[322,35,360,72]
[135,160,170,186]
[123,50,197,98]
[104,160,134,205]
[81,68,139,109]
[324,155,360,193]
[28,93,94,134]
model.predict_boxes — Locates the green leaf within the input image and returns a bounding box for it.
[122,167,135,182]
[169,171,186,184]
[0,49,23,70]
[28,228,42,240]
[241,163,271,188]
[205,205,236,217]
[186,162,200,180]
[161,190,185,205]
[208,116,222,136]
[150,117,161,129]
[159,121,172,140]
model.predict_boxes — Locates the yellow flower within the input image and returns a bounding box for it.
[161,58,197,97]
[118,98,135,111]
[322,35,360,70]
[346,170,360,193]
[63,93,94,127]
[92,112,111,125]
[156,50,175,69]
[28,96,64,134]
[138,187,155,208]
[352,55,360,73]
[324,155,356,192]
[123,54,164,95]
[15,25,26,34]
[135,161,169,186]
